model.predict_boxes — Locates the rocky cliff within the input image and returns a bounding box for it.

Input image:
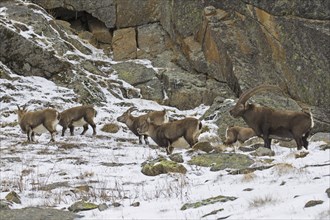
[1,0,329,133]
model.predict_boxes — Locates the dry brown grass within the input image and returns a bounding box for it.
[241,172,257,182]
[249,194,278,208]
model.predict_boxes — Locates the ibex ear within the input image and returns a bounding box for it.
[147,117,151,123]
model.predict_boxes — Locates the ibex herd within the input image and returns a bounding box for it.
[16,84,314,154]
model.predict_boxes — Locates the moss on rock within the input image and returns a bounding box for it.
[181,195,237,210]
[141,157,187,176]
[188,153,254,171]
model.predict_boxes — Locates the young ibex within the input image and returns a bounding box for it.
[117,107,168,144]
[59,105,97,136]
[16,105,60,142]
[229,84,313,150]
[224,126,256,145]
[137,117,202,154]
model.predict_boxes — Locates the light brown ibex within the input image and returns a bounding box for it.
[229,84,313,150]
[16,105,60,142]
[117,107,168,144]
[137,117,202,154]
[224,126,256,145]
[59,105,97,136]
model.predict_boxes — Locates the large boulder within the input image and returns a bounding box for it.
[116,0,161,28]
[112,62,164,103]
[137,23,167,59]
[112,28,137,61]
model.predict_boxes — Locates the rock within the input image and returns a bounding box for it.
[304,200,324,208]
[251,147,275,157]
[112,28,137,61]
[188,153,254,171]
[137,23,167,59]
[113,62,164,102]
[169,153,184,163]
[0,2,71,79]
[228,165,274,175]
[0,199,11,210]
[130,202,140,207]
[243,188,254,191]
[39,181,69,191]
[112,202,121,207]
[141,157,187,176]
[180,195,237,210]
[5,191,21,204]
[319,144,330,151]
[295,151,309,159]
[192,141,214,153]
[162,69,232,110]
[310,133,330,143]
[326,188,330,198]
[98,203,108,211]
[68,201,98,212]
[276,139,297,149]
[116,0,160,28]
[160,0,204,43]
[87,16,112,44]
[101,123,120,133]
[73,185,90,193]
[0,207,79,220]
[201,208,224,218]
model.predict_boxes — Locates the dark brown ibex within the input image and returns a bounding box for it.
[59,105,97,136]
[224,126,256,145]
[137,117,202,154]
[229,84,313,150]
[117,107,168,144]
[16,105,60,142]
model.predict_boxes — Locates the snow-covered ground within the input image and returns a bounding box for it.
[0,68,329,220]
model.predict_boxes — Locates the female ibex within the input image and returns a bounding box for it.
[59,105,97,136]
[229,85,313,150]
[16,105,60,142]
[224,126,256,145]
[117,107,168,144]
[137,117,202,154]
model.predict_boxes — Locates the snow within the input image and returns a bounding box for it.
[1,64,329,220]
[0,1,329,219]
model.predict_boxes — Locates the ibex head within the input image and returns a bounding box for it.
[117,106,138,123]
[16,104,28,123]
[229,84,282,118]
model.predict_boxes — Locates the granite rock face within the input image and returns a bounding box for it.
[1,0,329,131]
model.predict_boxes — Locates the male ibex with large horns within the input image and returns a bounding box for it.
[117,107,168,144]
[16,105,60,142]
[229,85,313,150]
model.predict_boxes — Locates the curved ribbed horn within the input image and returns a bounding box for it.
[126,106,138,113]
[238,84,282,105]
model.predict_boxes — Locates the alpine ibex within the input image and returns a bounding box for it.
[16,105,60,142]
[137,117,202,154]
[59,105,97,136]
[229,84,313,150]
[117,107,168,144]
[224,126,256,145]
